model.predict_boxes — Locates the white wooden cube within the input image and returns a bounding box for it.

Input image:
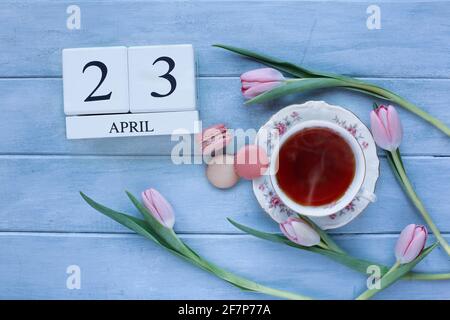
[63,46,129,115]
[128,44,197,113]
[65,110,199,139]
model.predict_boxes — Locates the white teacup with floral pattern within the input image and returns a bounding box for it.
[269,120,376,217]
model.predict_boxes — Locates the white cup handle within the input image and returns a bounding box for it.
[357,188,377,202]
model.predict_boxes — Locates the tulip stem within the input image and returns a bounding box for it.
[215,44,450,136]
[174,239,313,300]
[342,80,450,137]
[228,219,450,283]
[407,272,450,280]
[384,260,401,278]
[189,252,313,300]
[282,78,450,136]
[389,149,450,256]
[356,261,401,300]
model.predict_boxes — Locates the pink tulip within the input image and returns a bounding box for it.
[395,224,428,264]
[241,68,285,99]
[370,105,403,152]
[280,217,320,247]
[141,188,175,228]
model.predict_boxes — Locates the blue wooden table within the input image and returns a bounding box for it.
[1,1,450,300]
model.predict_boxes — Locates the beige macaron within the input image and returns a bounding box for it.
[206,154,240,189]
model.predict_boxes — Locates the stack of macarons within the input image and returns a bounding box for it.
[197,124,269,189]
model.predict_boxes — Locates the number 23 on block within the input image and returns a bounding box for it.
[62,44,196,116]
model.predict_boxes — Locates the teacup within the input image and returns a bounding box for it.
[269,120,376,217]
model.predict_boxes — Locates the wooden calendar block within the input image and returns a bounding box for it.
[128,44,197,113]
[63,46,129,115]
[65,111,199,139]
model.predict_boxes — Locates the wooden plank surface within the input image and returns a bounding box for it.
[0,156,449,234]
[1,78,449,155]
[1,233,449,300]
[0,1,450,78]
[1,0,449,300]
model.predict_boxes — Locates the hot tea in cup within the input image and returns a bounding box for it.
[270,120,375,217]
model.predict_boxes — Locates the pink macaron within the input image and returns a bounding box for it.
[196,124,232,155]
[234,145,269,180]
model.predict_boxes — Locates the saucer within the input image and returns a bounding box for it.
[252,101,380,230]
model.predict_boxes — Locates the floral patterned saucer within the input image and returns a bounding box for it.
[252,101,380,229]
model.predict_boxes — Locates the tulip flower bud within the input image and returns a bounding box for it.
[370,105,403,152]
[280,217,321,247]
[240,68,285,99]
[395,224,428,264]
[142,188,175,229]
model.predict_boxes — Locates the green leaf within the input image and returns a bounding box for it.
[215,44,450,136]
[228,218,386,274]
[320,250,389,275]
[80,192,216,271]
[345,87,393,100]
[191,254,312,299]
[81,193,246,282]
[80,192,203,263]
[245,78,347,105]
[343,82,450,136]
[389,152,450,256]
[80,192,165,245]
[79,192,211,267]
[81,192,312,299]
[228,218,450,281]
[214,44,350,81]
[228,218,292,244]
[356,243,438,300]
